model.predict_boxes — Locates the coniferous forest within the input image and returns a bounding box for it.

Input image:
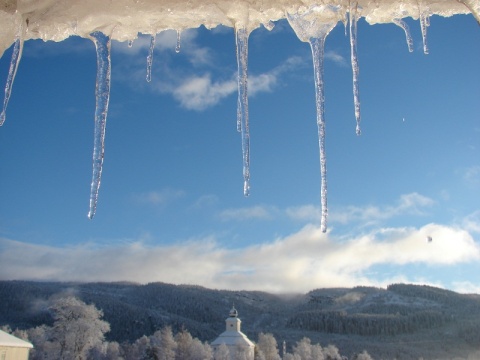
[1,281,480,359]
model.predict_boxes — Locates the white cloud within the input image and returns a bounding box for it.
[324,50,348,67]
[451,281,480,294]
[218,205,275,221]
[172,74,237,111]
[1,222,478,293]
[133,188,185,205]
[462,210,480,233]
[170,56,302,111]
[463,165,480,185]
[329,192,435,225]
[286,193,435,226]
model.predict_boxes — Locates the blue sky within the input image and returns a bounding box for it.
[0,14,479,293]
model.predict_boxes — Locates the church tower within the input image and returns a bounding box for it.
[211,306,254,360]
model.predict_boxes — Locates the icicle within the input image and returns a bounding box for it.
[176,30,181,53]
[310,36,330,233]
[393,18,414,52]
[146,34,156,82]
[88,31,112,220]
[419,5,430,54]
[235,26,250,197]
[287,10,336,233]
[236,96,242,133]
[349,2,361,136]
[128,39,134,48]
[0,34,24,126]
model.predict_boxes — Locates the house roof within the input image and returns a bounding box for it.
[0,330,33,348]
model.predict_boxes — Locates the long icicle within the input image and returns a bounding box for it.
[235,26,250,197]
[176,30,181,53]
[88,31,112,219]
[287,9,335,233]
[0,33,24,126]
[419,4,430,54]
[393,18,414,52]
[310,36,329,233]
[349,2,361,135]
[146,34,156,82]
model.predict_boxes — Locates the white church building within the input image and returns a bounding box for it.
[211,306,254,360]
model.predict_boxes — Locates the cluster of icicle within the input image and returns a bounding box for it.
[0,1,477,231]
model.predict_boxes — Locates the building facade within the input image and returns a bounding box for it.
[0,330,33,360]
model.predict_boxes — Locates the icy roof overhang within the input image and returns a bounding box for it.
[0,0,477,57]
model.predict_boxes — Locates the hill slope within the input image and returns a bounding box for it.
[1,281,479,359]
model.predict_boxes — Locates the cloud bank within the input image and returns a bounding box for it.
[1,222,478,293]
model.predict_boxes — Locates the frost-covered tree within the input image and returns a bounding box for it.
[283,354,301,360]
[293,338,313,360]
[321,345,341,360]
[256,333,280,360]
[48,297,110,360]
[175,328,194,360]
[214,343,230,360]
[124,335,150,360]
[234,345,251,360]
[188,338,213,360]
[310,344,324,360]
[26,297,110,360]
[352,350,373,360]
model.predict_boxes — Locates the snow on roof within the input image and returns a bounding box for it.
[0,0,476,57]
[211,330,255,348]
[0,330,33,349]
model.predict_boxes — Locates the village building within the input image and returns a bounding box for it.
[211,306,254,360]
[0,330,33,360]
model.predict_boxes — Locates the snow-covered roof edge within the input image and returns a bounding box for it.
[0,330,34,349]
[0,0,477,57]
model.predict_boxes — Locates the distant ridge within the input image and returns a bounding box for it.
[1,281,479,359]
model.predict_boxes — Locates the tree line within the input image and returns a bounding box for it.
[2,296,374,360]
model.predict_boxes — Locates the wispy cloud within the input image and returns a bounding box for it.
[286,193,435,225]
[330,192,435,225]
[170,56,302,111]
[172,74,236,111]
[113,31,304,112]
[1,222,478,293]
[463,165,480,185]
[325,50,348,67]
[133,188,185,206]
[218,205,276,221]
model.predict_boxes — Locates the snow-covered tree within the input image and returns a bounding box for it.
[256,333,280,360]
[283,354,301,360]
[321,345,341,360]
[293,338,312,360]
[310,344,324,360]
[214,343,230,360]
[26,297,110,360]
[234,345,251,360]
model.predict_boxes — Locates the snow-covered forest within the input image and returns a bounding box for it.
[1,281,480,359]
[3,296,369,360]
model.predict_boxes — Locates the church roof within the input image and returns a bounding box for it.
[211,330,254,347]
[0,330,33,348]
[211,306,254,348]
